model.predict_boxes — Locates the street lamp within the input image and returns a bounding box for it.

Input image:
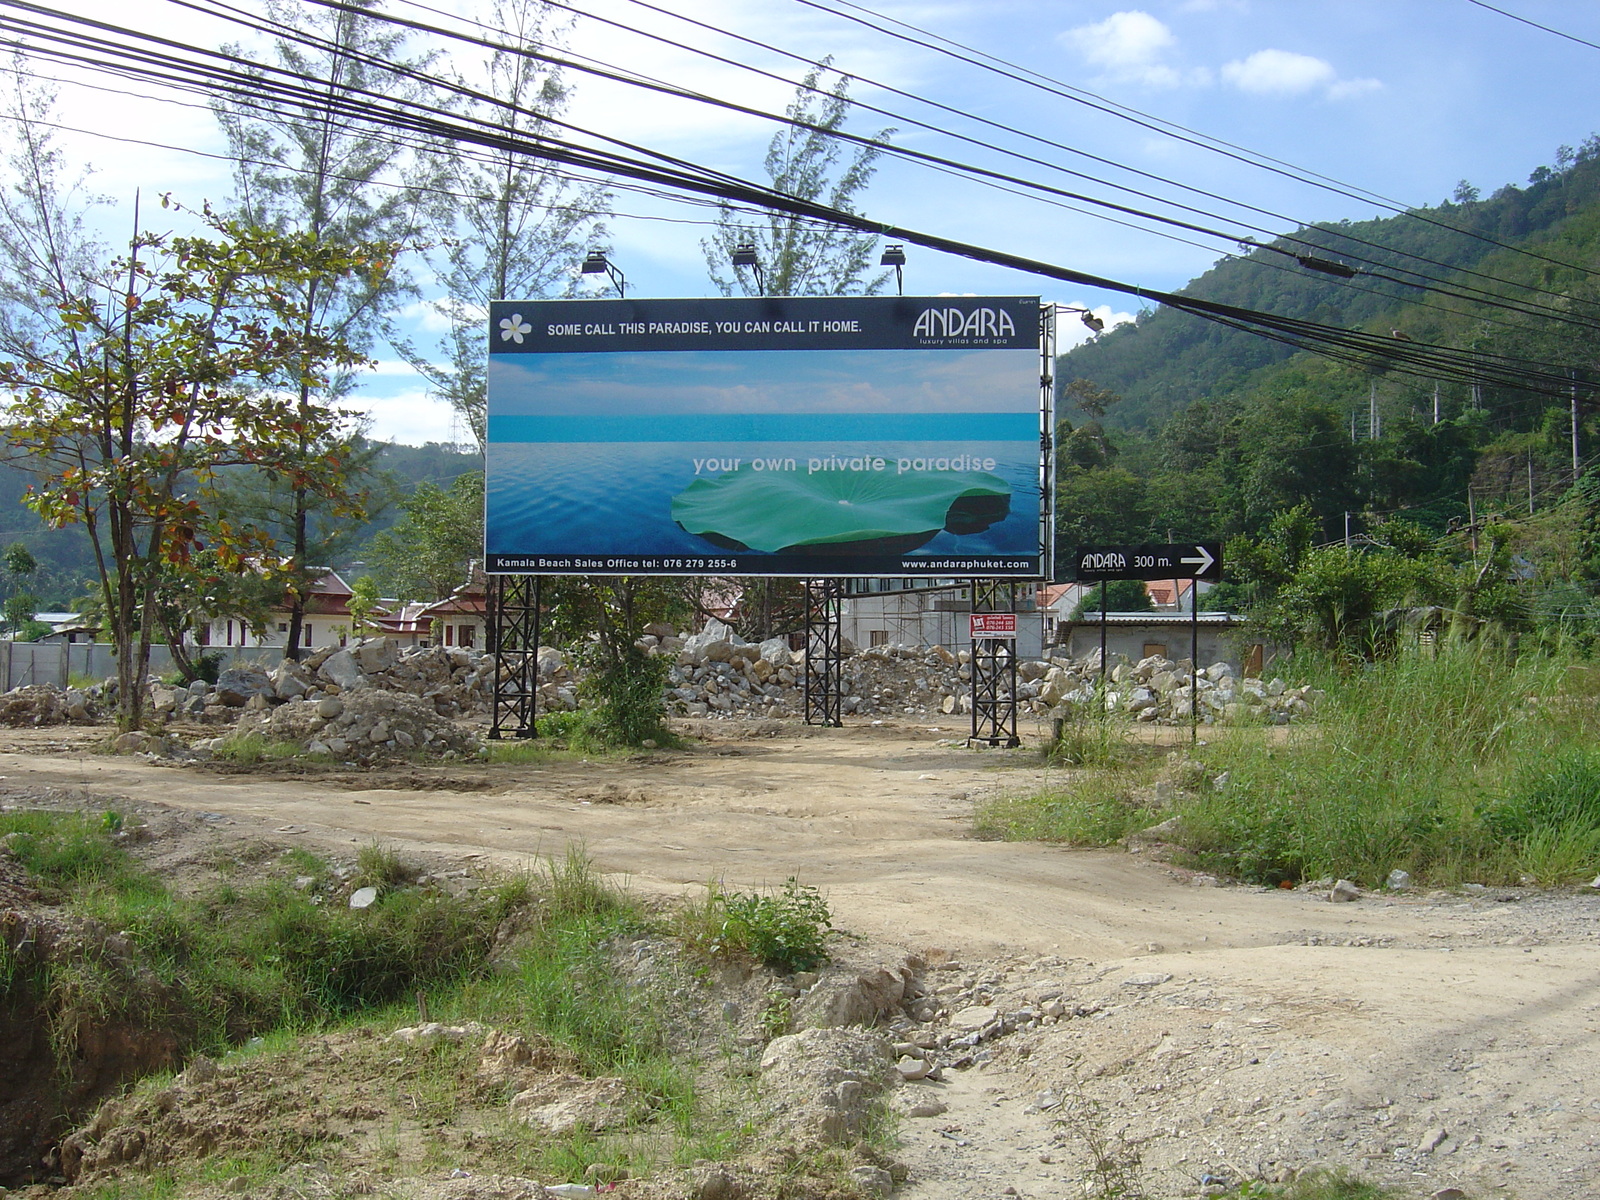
[880,243,906,295]
[731,242,765,294]
[580,249,626,297]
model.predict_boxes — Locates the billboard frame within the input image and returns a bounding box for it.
[483,296,1055,582]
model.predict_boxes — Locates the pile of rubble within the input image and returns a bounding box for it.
[1019,654,1321,725]
[0,684,99,726]
[226,688,479,761]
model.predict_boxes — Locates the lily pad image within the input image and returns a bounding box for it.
[671,465,1012,555]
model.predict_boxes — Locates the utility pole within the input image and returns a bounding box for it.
[1432,381,1440,425]
[1344,511,1352,548]
[1529,455,1535,515]
[1369,379,1379,440]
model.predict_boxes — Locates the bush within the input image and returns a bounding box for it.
[575,645,675,749]
[714,877,833,972]
[1481,748,1600,840]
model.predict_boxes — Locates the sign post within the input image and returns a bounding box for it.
[1073,543,1223,739]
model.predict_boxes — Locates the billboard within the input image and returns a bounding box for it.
[485,296,1049,577]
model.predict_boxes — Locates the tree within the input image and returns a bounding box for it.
[2,203,377,729]
[347,574,381,637]
[703,63,893,297]
[215,0,428,658]
[1068,580,1154,620]
[399,0,607,450]
[367,471,485,601]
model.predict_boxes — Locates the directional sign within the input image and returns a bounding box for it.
[1073,543,1223,583]
[970,613,1018,640]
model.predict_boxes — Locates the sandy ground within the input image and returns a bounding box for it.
[3,719,1598,1198]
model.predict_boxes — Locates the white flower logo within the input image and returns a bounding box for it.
[498,314,531,344]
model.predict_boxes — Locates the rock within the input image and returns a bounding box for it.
[1417,1126,1448,1154]
[390,1022,484,1046]
[1121,972,1171,988]
[112,731,150,754]
[1387,868,1413,890]
[214,666,273,706]
[317,696,345,719]
[898,1095,948,1118]
[689,1163,748,1200]
[896,1055,930,1081]
[318,649,363,690]
[1330,879,1361,903]
[950,1005,998,1031]
[1429,1190,1468,1200]
[352,637,399,673]
[848,1166,893,1197]
[509,1074,630,1134]
[349,886,379,909]
[758,637,791,666]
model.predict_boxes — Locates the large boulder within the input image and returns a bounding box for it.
[351,637,399,674]
[317,648,363,690]
[214,666,272,707]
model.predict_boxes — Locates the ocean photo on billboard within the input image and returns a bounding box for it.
[485,440,1039,558]
[484,345,1042,568]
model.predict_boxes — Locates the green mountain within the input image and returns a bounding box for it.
[1045,136,1600,568]
[1063,139,1600,431]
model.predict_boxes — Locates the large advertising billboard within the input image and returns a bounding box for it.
[485,296,1048,577]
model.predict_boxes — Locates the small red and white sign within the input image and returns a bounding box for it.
[969,613,1017,640]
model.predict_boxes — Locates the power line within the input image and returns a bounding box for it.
[2,0,1594,401]
[796,0,1600,284]
[1465,0,1600,53]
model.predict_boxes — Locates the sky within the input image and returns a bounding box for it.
[13,0,1600,444]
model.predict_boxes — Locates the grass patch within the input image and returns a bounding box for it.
[1229,1169,1396,1198]
[977,769,1162,845]
[981,646,1600,888]
[209,732,303,765]
[675,876,833,972]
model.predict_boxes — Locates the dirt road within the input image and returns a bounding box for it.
[4,720,1597,1197]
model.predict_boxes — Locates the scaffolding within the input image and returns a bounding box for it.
[803,578,844,726]
[969,579,1020,747]
[487,574,541,739]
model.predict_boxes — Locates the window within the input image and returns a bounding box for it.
[1142,642,1167,660]
[869,630,888,646]
[278,623,288,632]
[459,624,475,649]
[444,624,454,647]
[226,619,234,646]
[303,625,312,646]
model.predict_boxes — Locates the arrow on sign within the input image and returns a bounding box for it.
[1180,546,1215,576]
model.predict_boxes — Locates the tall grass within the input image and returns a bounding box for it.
[1177,647,1600,886]
[981,646,1600,887]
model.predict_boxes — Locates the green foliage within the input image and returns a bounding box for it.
[703,60,891,297]
[977,771,1156,845]
[691,877,833,972]
[1480,748,1600,842]
[1068,580,1154,619]
[366,471,485,602]
[1176,647,1582,886]
[1227,1169,1395,1199]
[574,643,675,749]
[0,811,513,1057]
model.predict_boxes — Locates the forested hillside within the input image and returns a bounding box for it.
[0,440,479,610]
[1064,136,1600,431]
[1053,135,1600,554]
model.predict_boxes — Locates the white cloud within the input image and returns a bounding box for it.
[348,387,463,446]
[1061,11,1210,89]
[1328,76,1384,100]
[1221,49,1381,100]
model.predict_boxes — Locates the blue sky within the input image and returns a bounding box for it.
[23,0,1600,442]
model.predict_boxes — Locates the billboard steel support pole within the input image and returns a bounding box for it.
[803,579,843,727]
[489,574,541,739]
[969,579,1020,748]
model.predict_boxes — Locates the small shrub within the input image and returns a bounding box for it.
[576,645,675,749]
[717,877,832,972]
[354,842,414,890]
[211,732,301,765]
[977,773,1156,846]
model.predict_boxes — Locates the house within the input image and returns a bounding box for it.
[195,568,357,651]
[367,566,489,652]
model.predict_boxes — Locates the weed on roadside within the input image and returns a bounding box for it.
[1227,1169,1396,1199]
[976,768,1162,845]
[676,877,833,972]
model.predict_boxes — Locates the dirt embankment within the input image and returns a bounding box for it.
[3,720,1600,1197]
